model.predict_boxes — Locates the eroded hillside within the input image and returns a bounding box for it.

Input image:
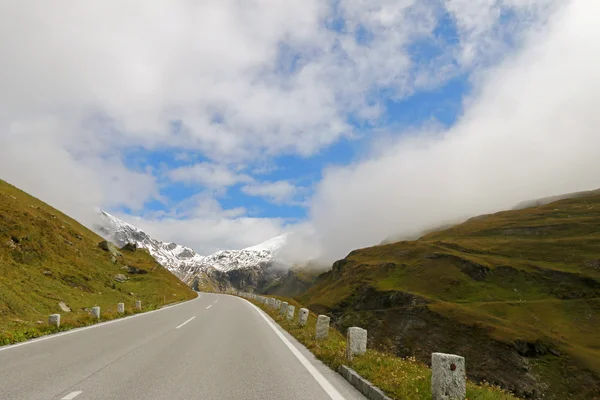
[300,191,600,399]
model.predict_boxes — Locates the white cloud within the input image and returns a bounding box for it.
[241,180,298,204]
[0,116,157,227]
[308,0,600,262]
[114,191,284,254]
[169,163,252,189]
[0,0,565,254]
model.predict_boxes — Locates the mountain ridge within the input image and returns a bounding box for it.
[95,211,292,291]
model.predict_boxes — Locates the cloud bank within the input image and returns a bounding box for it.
[309,0,600,261]
[2,0,597,264]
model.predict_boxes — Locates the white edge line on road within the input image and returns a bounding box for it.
[241,298,346,400]
[206,305,212,309]
[61,391,83,399]
[0,292,202,353]
[175,316,196,329]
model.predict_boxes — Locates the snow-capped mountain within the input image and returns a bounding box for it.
[198,234,289,272]
[94,211,291,290]
[95,211,204,272]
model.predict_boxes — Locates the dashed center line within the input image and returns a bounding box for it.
[206,305,212,309]
[175,316,195,329]
[62,391,83,400]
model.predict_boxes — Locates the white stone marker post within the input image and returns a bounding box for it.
[135,300,142,311]
[287,305,295,320]
[431,353,466,400]
[346,327,367,361]
[49,314,60,328]
[316,315,330,339]
[298,308,309,326]
[91,306,101,319]
[275,300,281,310]
[280,302,288,316]
[117,303,125,313]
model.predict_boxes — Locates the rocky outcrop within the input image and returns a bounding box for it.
[58,302,71,312]
[126,266,148,274]
[98,241,122,258]
[122,242,137,251]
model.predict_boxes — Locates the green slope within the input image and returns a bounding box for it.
[300,191,600,399]
[0,179,196,343]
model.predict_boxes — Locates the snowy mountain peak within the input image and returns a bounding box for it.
[95,210,205,273]
[243,233,290,253]
[94,211,291,283]
[100,210,137,231]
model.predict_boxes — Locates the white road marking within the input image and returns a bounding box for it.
[175,316,196,329]
[206,305,212,309]
[0,293,201,353]
[62,391,83,399]
[241,298,346,400]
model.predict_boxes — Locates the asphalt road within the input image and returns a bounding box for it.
[0,293,366,400]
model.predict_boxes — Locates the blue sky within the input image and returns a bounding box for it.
[98,1,479,228]
[117,70,471,223]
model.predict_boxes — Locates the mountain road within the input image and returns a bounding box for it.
[0,293,366,400]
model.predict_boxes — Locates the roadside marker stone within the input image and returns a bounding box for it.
[280,302,288,316]
[117,303,125,313]
[135,300,142,311]
[431,353,466,400]
[49,314,60,328]
[287,305,295,320]
[346,327,367,361]
[316,315,330,340]
[298,308,309,326]
[91,306,100,319]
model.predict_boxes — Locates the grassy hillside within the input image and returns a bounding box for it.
[300,191,600,399]
[0,179,196,343]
